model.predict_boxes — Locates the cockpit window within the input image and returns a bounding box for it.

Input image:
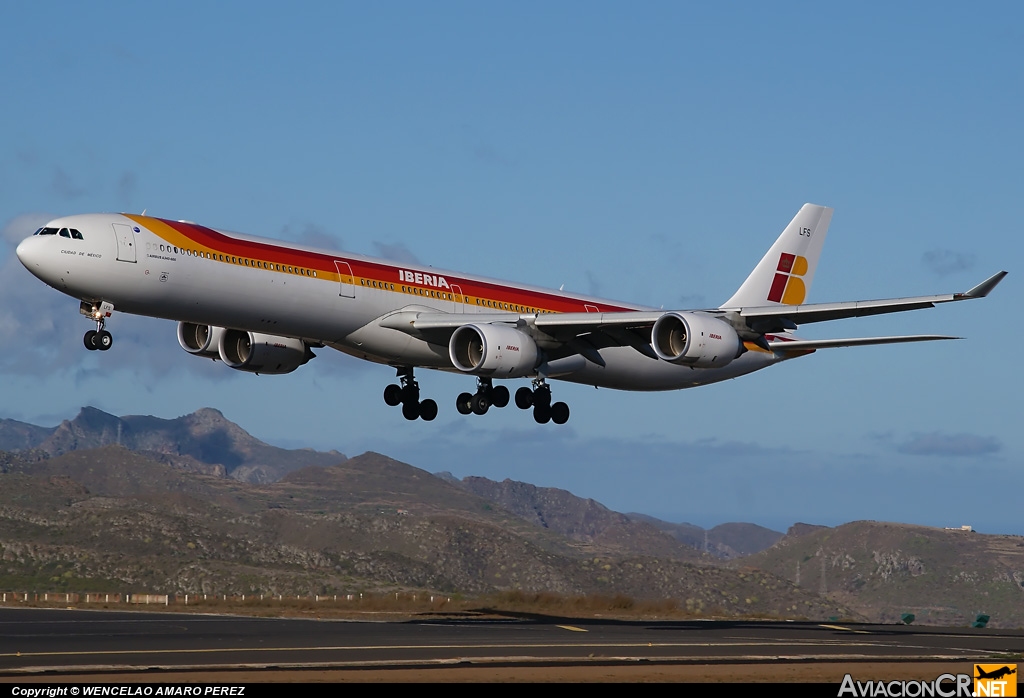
[34,227,81,238]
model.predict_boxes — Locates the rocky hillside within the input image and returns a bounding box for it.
[0,407,345,482]
[628,513,783,559]
[743,520,1024,628]
[453,476,709,561]
[0,446,851,620]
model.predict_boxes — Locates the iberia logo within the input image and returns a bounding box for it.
[767,252,808,305]
[975,664,1017,697]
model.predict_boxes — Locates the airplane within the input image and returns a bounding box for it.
[15,204,1006,425]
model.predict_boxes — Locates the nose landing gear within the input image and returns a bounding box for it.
[84,328,113,351]
[383,368,437,421]
[81,302,114,351]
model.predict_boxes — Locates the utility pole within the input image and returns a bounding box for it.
[820,552,827,595]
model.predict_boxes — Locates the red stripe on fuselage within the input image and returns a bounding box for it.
[151,217,635,314]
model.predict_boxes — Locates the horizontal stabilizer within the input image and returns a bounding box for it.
[768,335,959,351]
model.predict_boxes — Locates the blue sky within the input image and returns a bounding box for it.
[1,2,1021,534]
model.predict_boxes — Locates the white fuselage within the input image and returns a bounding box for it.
[16,212,785,391]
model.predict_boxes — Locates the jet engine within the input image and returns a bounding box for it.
[177,322,224,359]
[650,312,741,368]
[217,329,314,375]
[449,323,539,378]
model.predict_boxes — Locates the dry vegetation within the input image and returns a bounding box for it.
[0,588,825,623]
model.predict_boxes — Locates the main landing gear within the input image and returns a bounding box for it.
[383,368,437,421]
[455,378,510,416]
[382,371,569,425]
[515,378,570,425]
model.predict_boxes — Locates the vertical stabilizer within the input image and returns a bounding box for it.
[720,203,833,308]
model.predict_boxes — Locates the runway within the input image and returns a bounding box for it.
[1,608,1021,681]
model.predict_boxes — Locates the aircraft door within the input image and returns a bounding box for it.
[450,284,465,313]
[112,223,137,263]
[334,260,355,298]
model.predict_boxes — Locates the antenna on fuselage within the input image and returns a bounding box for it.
[141,209,147,216]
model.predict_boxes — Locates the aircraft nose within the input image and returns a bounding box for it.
[16,236,46,276]
[15,236,36,267]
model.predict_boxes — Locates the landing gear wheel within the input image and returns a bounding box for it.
[401,384,419,404]
[533,386,551,410]
[550,401,570,425]
[95,330,112,351]
[386,368,439,421]
[533,404,551,424]
[419,399,438,421]
[471,393,490,415]
[402,402,420,421]
[84,330,98,351]
[383,384,402,406]
[491,385,510,408]
[515,386,533,409]
[456,392,473,415]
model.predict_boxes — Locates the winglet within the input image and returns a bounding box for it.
[960,271,1008,299]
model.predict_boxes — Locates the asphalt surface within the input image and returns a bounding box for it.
[0,608,1021,677]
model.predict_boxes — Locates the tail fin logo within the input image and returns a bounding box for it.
[767,252,808,305]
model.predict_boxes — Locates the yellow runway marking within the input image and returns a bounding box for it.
[819,624,871,634]
[556,625,588,632]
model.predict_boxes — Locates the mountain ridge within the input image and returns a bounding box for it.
[0,406,345,482]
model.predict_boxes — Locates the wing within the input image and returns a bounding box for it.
[729,270,1008,334]
[377,271,1005,366]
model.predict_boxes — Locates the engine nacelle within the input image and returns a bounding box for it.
[177,322,225,359]
[651,312,741,368]
[217,330,314,375]
[449,323,539,378]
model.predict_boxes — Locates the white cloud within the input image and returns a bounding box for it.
[896,431,1001,457]
[279,222,342,251]
[923,249,976,277]
[372,241,420,264]
[51,167,87,199]
[1,213,52,246]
